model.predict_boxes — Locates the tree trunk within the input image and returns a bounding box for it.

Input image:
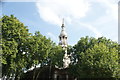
[35,69,41,80]
[33,66,36,80]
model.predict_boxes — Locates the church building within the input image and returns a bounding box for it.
[21,19,75,80]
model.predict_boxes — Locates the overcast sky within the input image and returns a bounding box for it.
[2,0,119,45]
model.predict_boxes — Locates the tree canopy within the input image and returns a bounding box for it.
[1,15,63,80]
[69,36,119,78]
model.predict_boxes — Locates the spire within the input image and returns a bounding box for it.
[59,18,67,37]
[62,18,64,26]
[62,18,64,29]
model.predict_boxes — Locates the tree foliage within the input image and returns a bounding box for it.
[2,15,31,79]
[69,36,119,78]
[1,15,63,80]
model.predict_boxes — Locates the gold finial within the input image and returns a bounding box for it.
[62,18,64,27]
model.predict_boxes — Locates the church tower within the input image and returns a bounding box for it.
[59,19,67,52]
[59,19,70,68]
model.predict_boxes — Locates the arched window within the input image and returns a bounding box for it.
[63,36,64,39]
[65,37,67,39]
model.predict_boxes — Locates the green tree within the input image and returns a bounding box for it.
[1,15,64,80]
[49,45,64,68]
[69,36,119,78]
[2,15,31,79]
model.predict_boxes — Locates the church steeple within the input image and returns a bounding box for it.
[58,19,71,68]
[59,19,67,50]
